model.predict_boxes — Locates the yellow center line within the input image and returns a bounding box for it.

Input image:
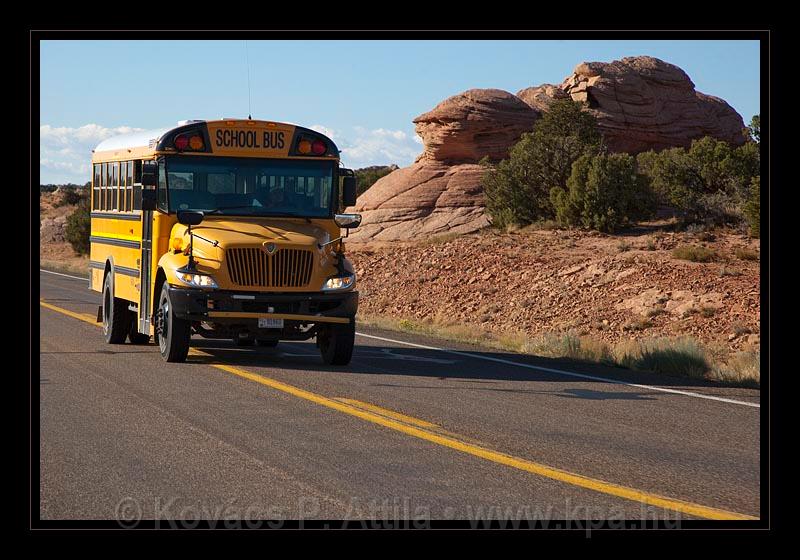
[38,299,758,521]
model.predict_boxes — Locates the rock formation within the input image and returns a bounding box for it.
[349,89,537,241]
[550,56,746,153]
[349,56,747,241]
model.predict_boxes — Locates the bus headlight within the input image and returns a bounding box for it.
[322,272,355,291]
[176,272,218,289]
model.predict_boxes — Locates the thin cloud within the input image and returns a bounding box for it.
[40,123,144,184]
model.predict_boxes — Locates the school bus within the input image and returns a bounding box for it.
[89,118,361,364]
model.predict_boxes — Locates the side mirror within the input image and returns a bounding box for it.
[140,186,157,211]
[177,210,204,226]
[141,161,158,187]
[342,176,357,207]
[334,213,362,229]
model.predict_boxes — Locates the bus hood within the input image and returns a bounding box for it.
[173,217,333,252]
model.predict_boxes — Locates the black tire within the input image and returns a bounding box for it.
[256,339,279,347]
[155,281,191,362]
[102,271,129,344]
[128,313,150,345]
[235,335,255,346]
[318,319,355,365]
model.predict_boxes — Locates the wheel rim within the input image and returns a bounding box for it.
[157,292,169,353]
[102,281,111,335]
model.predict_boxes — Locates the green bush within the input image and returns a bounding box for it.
[65,197,91,255]
[636,136,759,225]
[483,99,602,229]
[550,152,656,233]
[743,176,760,238]
[55,188,84,207]
[354,165,396,197]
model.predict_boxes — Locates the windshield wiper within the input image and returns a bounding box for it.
[204,205,262,214]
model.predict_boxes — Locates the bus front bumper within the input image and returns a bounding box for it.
[165,287,358,324]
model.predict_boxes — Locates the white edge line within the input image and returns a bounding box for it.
[40,269,85,281]
[40,268,759,409]
[355,332,760,409]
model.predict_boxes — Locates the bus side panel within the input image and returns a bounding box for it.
[89,215,143,303]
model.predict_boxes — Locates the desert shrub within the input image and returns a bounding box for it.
[550,152,656,233]
[734,247,759,261]
[55,188,85,207]
[354,165,396,197]
[743,176,760,238]
[483,100,602,229]
[672,244,716,262]
[65,197,91,255]
[636,136,760,226]
[615,337,710,379]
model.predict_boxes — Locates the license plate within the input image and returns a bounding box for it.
[258,318,284,329]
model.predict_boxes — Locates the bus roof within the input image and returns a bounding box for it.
[94,127,172,153]
[92,119,339,162]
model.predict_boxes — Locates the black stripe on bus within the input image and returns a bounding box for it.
[115,265,140,277]
[91,212,142,221]
[88,261,139,277]
[90,236,141,249]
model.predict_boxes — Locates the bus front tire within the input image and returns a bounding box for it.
[102,272,129,344]
[318,320,355,365]
[155,281,191,363]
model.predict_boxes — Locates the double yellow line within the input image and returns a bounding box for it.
[39,299,758,521]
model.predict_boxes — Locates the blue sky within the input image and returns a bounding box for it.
[40,39,760,184]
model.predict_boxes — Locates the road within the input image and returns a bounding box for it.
[38,270,761,524]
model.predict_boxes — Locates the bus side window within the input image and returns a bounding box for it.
[157,164,168,212]
[133,161,142,211]
[93,164,101,210]
[101,162,108,211]
[111,162,119,211]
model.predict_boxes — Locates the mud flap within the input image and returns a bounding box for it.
[96,305,103,323]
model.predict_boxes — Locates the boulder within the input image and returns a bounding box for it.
[40,215,68,243]
[348,161,490,241]
[555,56,746,153]
[515,83,570,112]
[413,88,539,163]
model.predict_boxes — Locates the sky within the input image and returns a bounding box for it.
[40,39,761,184]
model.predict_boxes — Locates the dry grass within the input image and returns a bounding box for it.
[358,313,759,388]
[40,258,89,277]
[672,245,716,263]
[734,247,759,261]
[710,351,760,388]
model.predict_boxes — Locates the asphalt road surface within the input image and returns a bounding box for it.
[38,270,761,524]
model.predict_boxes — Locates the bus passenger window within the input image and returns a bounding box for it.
[101,162,108,211]
[111,162,119,210]
[133,160,142,211]
[93,164,101,210]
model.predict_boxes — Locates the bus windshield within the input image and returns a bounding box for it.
[163,155,335,218]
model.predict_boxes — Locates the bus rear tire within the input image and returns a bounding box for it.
[318,319,355,365]
[155,281,191,363]
[102,272,128,344]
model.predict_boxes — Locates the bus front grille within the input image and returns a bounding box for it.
[226,248,314,288]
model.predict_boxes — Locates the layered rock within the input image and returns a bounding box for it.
[350,56,748,241]
[349,89,536,241]
[349,161,490,241]
[515,83,570,113]
[552,56,746,153]
[412,88,539,163]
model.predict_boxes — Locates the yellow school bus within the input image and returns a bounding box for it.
[89,119,361,364]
